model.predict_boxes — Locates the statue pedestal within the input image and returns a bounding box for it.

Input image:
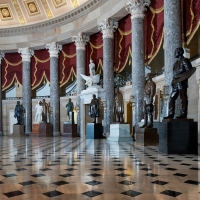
[39,123,52,137]
[154,119,198,154]
[62,124,79,137]
[13,125,25,136]
[109,124,131,142]
[32,123,39,135]
[86,123,104,139]
[136,128,158,146]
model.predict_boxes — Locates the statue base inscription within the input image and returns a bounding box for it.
[32,123,39,135]
[86,123,104,139]
[39,123,52,137]
[62,124,79,137]
[12,125,25,136]
[154,119,198,154]
[109,124,131,142]
[136,128,158,146]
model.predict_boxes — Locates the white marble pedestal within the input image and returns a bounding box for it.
[108,124,131,142]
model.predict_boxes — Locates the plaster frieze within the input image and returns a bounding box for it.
[72,33,90,51]
[125,0,151,20]
[18,48,34,62]
[98,18,118,39]
[0,0,105,37]
[46,42,62,58]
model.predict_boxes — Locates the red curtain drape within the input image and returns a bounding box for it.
[59,43,76,87]
[31,49,50,90]
[1,53,22,91]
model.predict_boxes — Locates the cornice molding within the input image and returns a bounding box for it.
[0,0,105,37]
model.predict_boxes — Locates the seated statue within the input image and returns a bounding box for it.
[14,101,24,125]
[114,87,124,122]
[88,94,100,123]
[140,73,156,128]
[34,101,43,123]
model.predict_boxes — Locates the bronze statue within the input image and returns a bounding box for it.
[14,101,24,125]
[114,87,124,122]
[41,99,48,122]
[164,47,194,119]
[88,94,100,123]
[66,98,74,117]
[140,73,156,128]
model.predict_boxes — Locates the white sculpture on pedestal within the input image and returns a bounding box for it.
[35,101,43,123]
[80,60,100,87]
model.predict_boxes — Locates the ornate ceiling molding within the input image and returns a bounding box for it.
[0,0,105,36]
[12,0,26,24]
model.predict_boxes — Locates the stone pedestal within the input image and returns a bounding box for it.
[13,125,25,136]
[109,124,131,142]
[62,124,79,137]
[136,128,158,146]
[154,119,198,154]
[39,123,53,137]
[32,123,39,134]
[86,123,104,139]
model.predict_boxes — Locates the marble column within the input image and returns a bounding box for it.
[98,19,118,137]
[126,0,151,128]
[164,0,181,88]
[18,48,34,135]
[0,52,5,136]
[72,33,90,136]
[46,42,62,136]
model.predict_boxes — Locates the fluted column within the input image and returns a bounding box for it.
[72,33,90,135]
[126,0,151,129]
[98,19,118,137]
[18,48,34,135]
[46,42,62,136]
[164,0,181,87]
[0,52,5,136]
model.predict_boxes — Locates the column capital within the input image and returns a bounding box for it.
[46,42,62,58]
[0,52,5,64]
[98,18,118,39]
[72,33,90,51]
[125,0,151,20]
[18,48,34,62]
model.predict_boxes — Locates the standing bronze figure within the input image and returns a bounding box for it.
[41,99,48,122]
[114,87,124,122]
[88,94,100,123]
[164,47,194,119]
[140,73,156,128]
[14,101,24,125]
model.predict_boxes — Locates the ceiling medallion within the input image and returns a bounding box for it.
[71,0,80,8]
[53,0,67,8]
[24,0,40,16]
[0,4,13,20]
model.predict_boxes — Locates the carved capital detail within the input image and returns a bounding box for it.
[125,0,151,20]
[46,42,62,58]
[72,33,90,51]
[0,52,5,65]
[98,18,118,39]
[18,48,34,62]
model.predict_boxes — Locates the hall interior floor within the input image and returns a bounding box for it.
[0,137,200,200]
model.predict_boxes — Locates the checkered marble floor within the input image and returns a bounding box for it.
[0,137,200,200]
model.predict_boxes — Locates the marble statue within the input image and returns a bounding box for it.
[164,47,195,119]
[88,94,100,123]
[89,60,95,77]
[114,87,124,122]
[66,98,74,121]
[14,101,24,125]
[41,99,48,123]
[35,101,43,123]
[140,73,156,128]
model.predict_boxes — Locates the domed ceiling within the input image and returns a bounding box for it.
[0,0,88,28]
